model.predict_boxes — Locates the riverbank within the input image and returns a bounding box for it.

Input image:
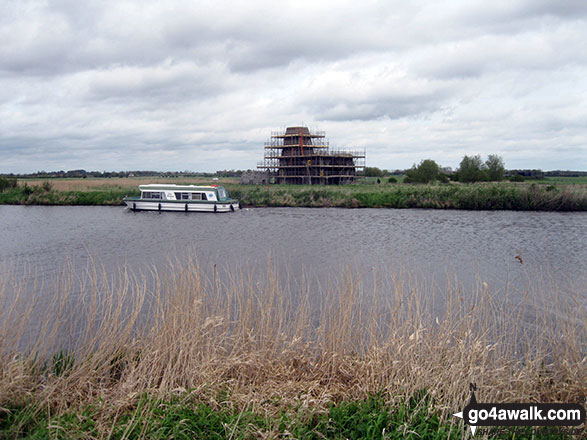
[227,182,587,210]
[0,259,584,439]
[1,393,460,439]
[1,178,586,210]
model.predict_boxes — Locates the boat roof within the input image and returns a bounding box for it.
[139,184,222,191]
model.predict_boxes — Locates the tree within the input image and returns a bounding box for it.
[457,155,487,183]
[364,167,384,177]
[404,159,440,183]
[485,154,505,181]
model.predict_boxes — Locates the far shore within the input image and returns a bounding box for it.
[0,177,586,211]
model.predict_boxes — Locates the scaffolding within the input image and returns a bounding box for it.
[258,126,365,185]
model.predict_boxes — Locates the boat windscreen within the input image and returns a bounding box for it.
[217,188,228,201]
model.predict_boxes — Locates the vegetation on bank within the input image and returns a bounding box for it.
[0,177,586,210]
[0,258,584,439]
[1,393,457,439]
[0,185,135,206]
[226,182,587,210]
[2,393,573,439]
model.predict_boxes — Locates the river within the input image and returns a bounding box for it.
[0,205,585,346]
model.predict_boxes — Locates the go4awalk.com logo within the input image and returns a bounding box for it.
[453,383,585,436]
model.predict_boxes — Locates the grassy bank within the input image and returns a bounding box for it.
[0,259,584,438]
[0,177,586,210]
[226,182,587,210]
[1,393,458,439]
[0,186,135,206]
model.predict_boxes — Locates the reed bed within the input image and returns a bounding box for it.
[0,259,585,437]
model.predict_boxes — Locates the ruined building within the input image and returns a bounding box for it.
[258,126,365,184]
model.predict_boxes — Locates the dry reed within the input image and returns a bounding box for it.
[0,257,585,434]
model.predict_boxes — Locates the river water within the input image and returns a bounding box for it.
[1,205,585,343]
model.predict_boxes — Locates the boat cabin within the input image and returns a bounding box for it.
[138,184,231,202]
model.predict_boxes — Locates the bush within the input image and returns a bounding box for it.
[388,176,398,183]
[22,183,33,196]
[0,177,17,192]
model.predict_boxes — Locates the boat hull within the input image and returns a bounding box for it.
[124,199,240,213]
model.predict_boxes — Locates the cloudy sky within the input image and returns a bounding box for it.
[1,0,586,173]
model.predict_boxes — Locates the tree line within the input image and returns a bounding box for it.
[361,155,504,183]
[404,154,505,183]
[365,155,587,184]
[2,169,248,179]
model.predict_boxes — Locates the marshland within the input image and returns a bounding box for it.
[0,206,585,438]
[1,176,586,211]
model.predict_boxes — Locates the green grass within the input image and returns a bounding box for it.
[542,176,587,185]
[2,393,579,439]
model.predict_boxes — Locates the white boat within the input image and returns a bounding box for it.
[123,184,241,213]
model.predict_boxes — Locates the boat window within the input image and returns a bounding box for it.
[174,192,181,200]
[182,193,189,200]
[201,193,207,201]
[142,191,161,199]
[217,188,228,201]
[191,193,202,200]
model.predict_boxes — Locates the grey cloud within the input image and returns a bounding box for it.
[508,0,587,19]
[82,61,232,104]
[314,96,445,122]
[1,1,399,77]
[1,0,586,173]
[450,0,587,33]
[412,22,587,80]
[295,59,454,121]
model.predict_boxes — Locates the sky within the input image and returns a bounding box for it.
[1,0,586,173]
